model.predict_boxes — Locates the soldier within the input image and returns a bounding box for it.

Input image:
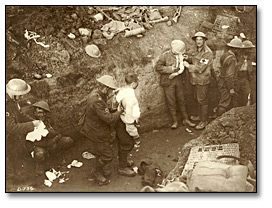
[183,32,214,130]
[217,37,241,116]
[236,40,256,106]
[78,75,123,185]
[6,79,40,185]
[25,100,74,174]
[155,40,195,129]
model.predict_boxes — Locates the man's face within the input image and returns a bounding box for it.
[13,95,23,101]
[34,108,46,121]
[195,37,204,48]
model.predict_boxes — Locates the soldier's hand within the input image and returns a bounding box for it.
[32,120,41,127]
[169,72,178,79]
[171,65,178,72]
[183,61,190,68]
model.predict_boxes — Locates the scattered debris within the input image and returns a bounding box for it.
[85,44,101,58]
[24,29,50,48]
[82,151,96,159]
[67,33,76,39]
[185,128,193,133]
[133,166,138,173]
[124,27,145,37]
[67,160,83,168]
[93,13,104,21]
[172,6,182,23]
[45,73,52,78]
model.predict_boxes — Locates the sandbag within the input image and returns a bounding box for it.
[187,161,248,192]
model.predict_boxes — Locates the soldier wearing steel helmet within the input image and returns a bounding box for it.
[183,32,214,130]
[235,39,256,106]
[6,79,41,185]
[216,37,242,116]
[78,75,123,185]
[25,100,74,175]
[155,40,195,129]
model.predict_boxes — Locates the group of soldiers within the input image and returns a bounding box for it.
[155,31,256,130]
[6,31,256,188]
[6,73,141,186]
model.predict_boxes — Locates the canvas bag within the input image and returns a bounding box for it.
[187,161,249,192]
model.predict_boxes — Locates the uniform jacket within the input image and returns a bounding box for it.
[6,94,34,140]
[79,89,122,143]
[155,50,188,87]
[187,44,213,85]
[219,50,237,90]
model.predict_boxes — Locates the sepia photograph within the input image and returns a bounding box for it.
[5,5,257,193]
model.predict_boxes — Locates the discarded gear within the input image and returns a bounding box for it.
[149,9,162,21]
[92,29,103,39]
[82,151,96,159]
[85,44,101,58]
[67,160,83,168]
[172,6,182,23]
[24,29,50,48]
[93,13,104,21]
[78,28,92,36]
[149,16,169,24]
[124,27,145,37]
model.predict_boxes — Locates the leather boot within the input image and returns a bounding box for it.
[171,121,178,129]
[183,119,196,127]
[180,106,195,127]
[118,153,136,177]
[195,105,209,130]
[92,159,108,185]
[118,167,136,177]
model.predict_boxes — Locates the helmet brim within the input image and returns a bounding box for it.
[227,43,241,48]
[6,83,31,96]
[192,36,208,41]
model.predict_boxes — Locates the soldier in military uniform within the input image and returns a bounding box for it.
[78,75,123,185]
[6,79,41,185]
[217,37,242,116]
[25,100,74,174]
[183,32,214,130]
[155,40,196,129]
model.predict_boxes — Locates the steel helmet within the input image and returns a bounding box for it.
[97,75,117,89]
[85,44,101,58]
[241,40,255,48]
[227,37,242,48]
[192,32,208,40]
[171,40,186,54]
[32,100,50,112]
[6,78,31,96]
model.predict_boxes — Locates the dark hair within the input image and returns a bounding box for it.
[125,72,138,84]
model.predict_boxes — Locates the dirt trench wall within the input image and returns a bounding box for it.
[6,6,256,136]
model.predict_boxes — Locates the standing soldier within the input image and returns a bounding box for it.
[155,40,195,129]
[236,40,256,106]
[183,32,213,130]
[216,37,241,116]
[6,79,40,185]
[78,75,123,185]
